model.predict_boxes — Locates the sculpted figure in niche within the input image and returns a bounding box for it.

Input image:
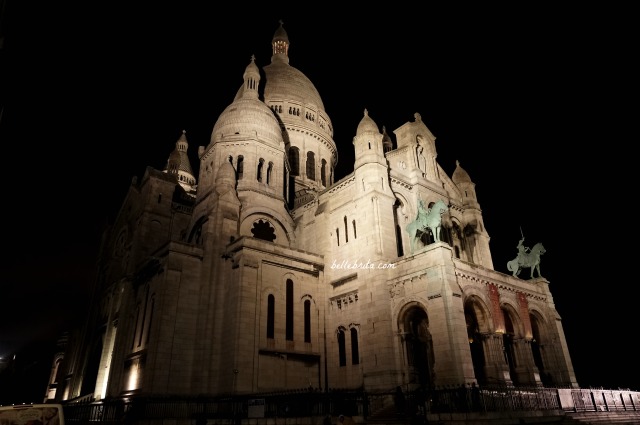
[416,135,427,175]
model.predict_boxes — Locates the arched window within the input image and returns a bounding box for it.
[337,329,346,367]
[267,162,273,185]
[237,155,244,179]
[321,159,327,186]
[350,328,359,365]
[352,220,357,239]
[286,279,294,341]
[394,199,404,257]
[344,216,349,243]
[289,147,300,176]
[306,151,315,180]
[304,300,311,343]
[257,158,264,182]
[267,294,275,339]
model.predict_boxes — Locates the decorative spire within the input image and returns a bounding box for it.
[271,20,289,61]
[382,125,393,153]
[242,55,261,98]
[164,130,196,194]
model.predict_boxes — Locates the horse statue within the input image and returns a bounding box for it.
[405,199,448,254]
[506,242,546,279]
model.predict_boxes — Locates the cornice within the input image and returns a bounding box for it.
[326,175,356,194]
[455,270,546,302]
[285,125,338,160]
[390,176,413,190]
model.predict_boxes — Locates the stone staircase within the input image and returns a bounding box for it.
[363,407,640,424]
[567,410,640,424]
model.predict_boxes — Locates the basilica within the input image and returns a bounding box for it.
[48,22,577,402]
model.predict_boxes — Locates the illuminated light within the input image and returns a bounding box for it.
[126,359,141,392]
[127,366,138,391]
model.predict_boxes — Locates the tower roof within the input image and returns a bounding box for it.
[164,130,196,193]
[452,160,473,184]
[211,56,283,148]
[356,109,380,135]
[263,21,326,112]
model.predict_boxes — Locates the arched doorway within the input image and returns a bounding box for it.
[464,297,492,386]
[530,312,553,386]
[400,305,434,390]
[501,304,524,386]
[465,308,486,385]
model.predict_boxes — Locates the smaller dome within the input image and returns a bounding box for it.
[211,58,284,148]
[452,160,472,184]
[356,109,380,136]
[211,99,283,147]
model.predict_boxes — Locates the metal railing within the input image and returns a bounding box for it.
[61,386,640,425]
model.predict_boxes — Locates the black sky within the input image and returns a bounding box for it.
[1,3,637,395]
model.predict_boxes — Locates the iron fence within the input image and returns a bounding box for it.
[61,386,640,425]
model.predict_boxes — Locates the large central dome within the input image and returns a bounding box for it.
[262,21,328,122]
[263,61,324,110]
[257,21,337,201]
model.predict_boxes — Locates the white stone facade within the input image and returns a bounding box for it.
[55,22,577,401]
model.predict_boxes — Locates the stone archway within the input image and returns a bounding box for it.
[400,305,434,390]
[464,296,494,386]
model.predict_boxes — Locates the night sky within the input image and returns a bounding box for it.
[1,3,636,399]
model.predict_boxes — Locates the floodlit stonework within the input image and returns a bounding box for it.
[51,22,577,401]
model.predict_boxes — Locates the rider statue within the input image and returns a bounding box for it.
[418,199,428,216]
[516,237,530,264]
